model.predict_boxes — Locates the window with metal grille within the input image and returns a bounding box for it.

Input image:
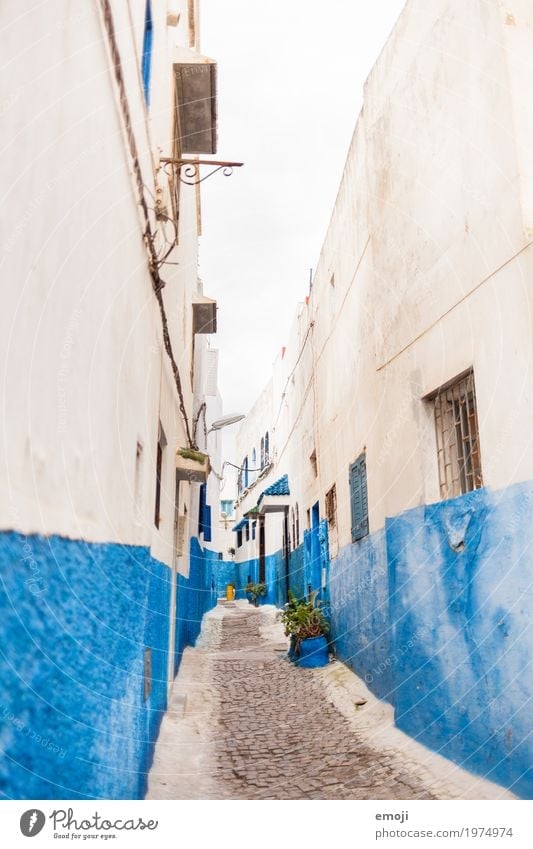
[430,370,483,499]
[349,452,369,542]
[325,484,337,527]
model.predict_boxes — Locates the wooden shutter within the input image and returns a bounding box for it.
[349,452,369,542]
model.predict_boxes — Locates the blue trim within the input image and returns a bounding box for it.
[141,1,153,107]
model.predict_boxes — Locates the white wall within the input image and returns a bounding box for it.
[233,0,533,554]
[0,0,216,569]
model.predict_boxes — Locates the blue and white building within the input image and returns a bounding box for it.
[0,0,236,799]
[231,0,533,799]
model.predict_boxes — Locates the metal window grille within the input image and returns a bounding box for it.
[325,484,337,527]
[432,370,483,499]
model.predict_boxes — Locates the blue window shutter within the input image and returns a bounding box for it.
[204,504,212,542]
[141,1,153,106]
[349,452,369,542]
[198,483,206,536]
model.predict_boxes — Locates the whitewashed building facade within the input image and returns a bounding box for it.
[232,0,533,798]
[0,0,235,799]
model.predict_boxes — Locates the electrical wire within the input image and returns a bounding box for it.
[224,460,270,473]
[99,0,194,448]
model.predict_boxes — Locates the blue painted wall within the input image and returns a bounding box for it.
[325,481,533,797]
[0,531,229,800]
[232,550,286,606]
[264,550,286,607]
[289,545,305,599]
[329,528,393,701]
[0,532,170,800]
[175,538,235,668]
[386,483,533,799]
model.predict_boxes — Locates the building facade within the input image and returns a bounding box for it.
[0,0,234,799]
[231,0,533,798]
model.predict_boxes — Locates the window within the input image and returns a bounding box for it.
[251,448,257,483]
[220,499,234,519]
[260,437,265,469]
[243,456,249,489]
[141,1,153,107]
[430,369,483,499]
[237,530,243,548]
[310,449,317,477]
[252,521,256,541]
[154,423,167,528]
[295,503,300,546]
[264,432,270,465]
[245,521,250,542]
[325,484,337,527]
[349,452,369,542]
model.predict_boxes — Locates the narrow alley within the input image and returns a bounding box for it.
[147,603,515,801]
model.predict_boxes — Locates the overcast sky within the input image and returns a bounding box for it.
[199,0,406,417]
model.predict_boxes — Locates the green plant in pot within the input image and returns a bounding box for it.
[280,590,330,668]
[245,582,267,607]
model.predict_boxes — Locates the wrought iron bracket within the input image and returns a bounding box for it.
[160,157,244,186]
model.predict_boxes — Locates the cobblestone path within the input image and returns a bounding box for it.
[208,606,435,800]
[147,603,514,800]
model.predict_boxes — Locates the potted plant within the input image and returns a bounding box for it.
[280,590,330,668]
[245,582,267,607]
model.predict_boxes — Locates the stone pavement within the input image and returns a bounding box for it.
[146,602,516,800]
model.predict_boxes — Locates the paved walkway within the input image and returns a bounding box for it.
[146,602,515,800]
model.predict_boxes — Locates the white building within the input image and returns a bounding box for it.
[232,0,533,799]
[0,0,235,799]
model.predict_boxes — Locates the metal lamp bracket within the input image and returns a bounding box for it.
[160,157,244,186]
